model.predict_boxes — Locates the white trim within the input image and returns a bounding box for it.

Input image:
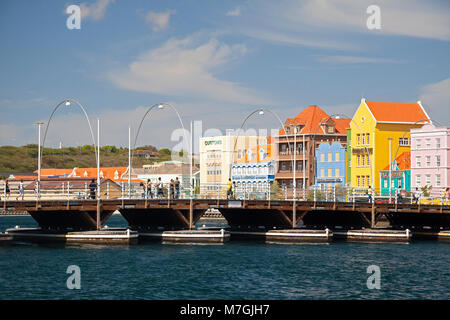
[417,101,432,125]
[362,100,378,124]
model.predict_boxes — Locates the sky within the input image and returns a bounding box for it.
[1,0,449,151]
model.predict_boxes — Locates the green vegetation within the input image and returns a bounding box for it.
[0,144,167,173]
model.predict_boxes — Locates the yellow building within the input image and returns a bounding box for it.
[350,99,430,191]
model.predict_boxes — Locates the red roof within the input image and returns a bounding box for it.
[278,105,350,135]
[382,151,411,171]
[365,101,430,123]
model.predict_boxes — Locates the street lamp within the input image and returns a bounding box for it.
[35,121,44,200]
[40,98,100,229]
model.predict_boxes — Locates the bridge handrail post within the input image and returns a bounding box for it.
[107,182,110,200]
[333,184,336,203]
[67,181,70,201]
[84,182,87,200]
[3,181,6,211]
[61,182,64,200]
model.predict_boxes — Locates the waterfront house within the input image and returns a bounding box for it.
[275,105,350,192]
[410,123,450,198]
[232,144,275,199]
[379,151,411,196]
[349,99,430,192]
[315,142,347,189]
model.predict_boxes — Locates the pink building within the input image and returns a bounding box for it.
[410,124,450,197]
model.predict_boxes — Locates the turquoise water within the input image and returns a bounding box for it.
[0,215,449,300]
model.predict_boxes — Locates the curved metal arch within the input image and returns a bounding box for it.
[131,102,189,175]
[229,108,294,184]
[41,98,98,168]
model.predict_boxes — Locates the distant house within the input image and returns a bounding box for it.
[35,167,141,183]
[133,150,158,159]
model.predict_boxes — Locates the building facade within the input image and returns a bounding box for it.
[199,135,268,195]
[379,151,411,196]
[410,123,450,197]
[275,105,350,192]
[231,144,274,198]
[350,99,430,192]
[315,142,346,189]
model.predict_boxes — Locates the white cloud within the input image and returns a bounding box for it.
[419,78,450,123]
[226,6,241,17]
[109,37,269,105]
[79,0,114,21]
[280,0,450,41]
[144,9,176,32]
[315,55,402,64]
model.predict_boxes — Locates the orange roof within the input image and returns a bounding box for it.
[34,167,131,182]
[382,151,410,171]
[365,101,430,123]
[278,105,350,135]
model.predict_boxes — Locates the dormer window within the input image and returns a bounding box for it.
[285,126,291,134]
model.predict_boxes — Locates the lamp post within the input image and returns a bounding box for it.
[132,102,190,224]
[388,138,393,203]
[40,98,100,228]
[35,121,44,200]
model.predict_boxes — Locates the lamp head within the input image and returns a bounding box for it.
[65,100,71,107]
[258,110,264,115]
[158,104,164,110]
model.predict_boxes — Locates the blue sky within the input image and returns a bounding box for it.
[1,0,449,149]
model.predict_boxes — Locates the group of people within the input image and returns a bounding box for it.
[226,178,237,200]
[0,180,24,201]
[141,177,181,199]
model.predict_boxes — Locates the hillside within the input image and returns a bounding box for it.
[0,144,174,175]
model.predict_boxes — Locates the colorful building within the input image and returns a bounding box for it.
[231,144,274,198]
[379,151,411,196]
[346,127,352,185]
[199,134,269,196]
[275,105,350,191]
[315,142,346,189]
[410,123,450,198]
[350,99,430,192]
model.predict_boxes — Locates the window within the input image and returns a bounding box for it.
[297,162,303,172]
[436,174,441,187]
[399,137,409,146]
[362,134,365,145]
[416,139,421,149]
[416,156,421,168]
[436,138,441,149]
[328,168,332,177]
[426,156,431,167]
[436,155,441,167]
[426,174,431,185]
[361,155,365,166]
[320,168,325,177]
[367,176,371,187]
[357,134,361,146]
[426,139,431,148]
[366,154,370,166]
[328,152,332,162]
[362,176,365,187]
[336,168,340,177]
[285,126,290,134]
[357,176,360,187]
[384,179,388,188]
[357,155,361,166]
[335,152,339,162]
[366,133,370,145]
[321,153,325,162]
[416,175,421,187]
[281,163,286,172]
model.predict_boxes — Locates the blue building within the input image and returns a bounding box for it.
[315,142,346,189]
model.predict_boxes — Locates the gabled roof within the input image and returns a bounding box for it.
[382,151,410,171]
[364,100,430,124]
[278,105,350,135]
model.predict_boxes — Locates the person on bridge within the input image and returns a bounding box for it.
[16,180,24,201]
[5,181,10,200]
[226,178,233,199]
[174,177,180,199]
[413,187,421,204]
[146,179,153,199]
[157,177,164,199]
[169,179,175,199]
[89,179,97,200]
[367,186,373,203]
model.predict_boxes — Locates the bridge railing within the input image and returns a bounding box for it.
[2,179,450,206]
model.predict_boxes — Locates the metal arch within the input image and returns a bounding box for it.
[229,107,294,184]
[131,102,189,175]
[41,98,98,167]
